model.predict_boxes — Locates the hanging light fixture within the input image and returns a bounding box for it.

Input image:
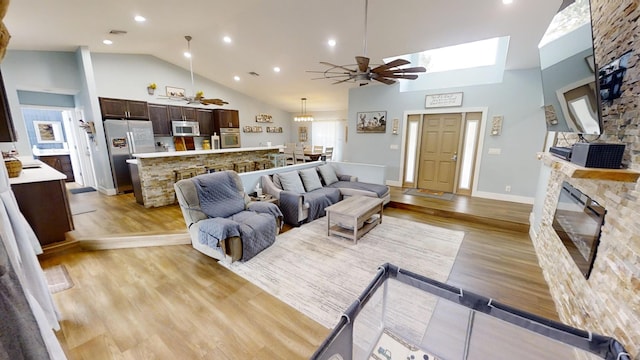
[294,97,314,122]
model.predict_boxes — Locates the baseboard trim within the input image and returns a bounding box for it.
[472,190,534,205]
[77,231,190,251]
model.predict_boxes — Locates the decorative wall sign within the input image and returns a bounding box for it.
[266,126,283,133]
[165,86,185,97]
[425,92,463,108]
[256,114,273,123]
[243,125,263,133]
[356,111,386,133]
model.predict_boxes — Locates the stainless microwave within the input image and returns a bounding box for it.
[172,121,200,136]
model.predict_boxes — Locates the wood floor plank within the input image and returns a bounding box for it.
[40,184,559,358]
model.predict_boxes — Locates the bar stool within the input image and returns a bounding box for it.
[254,159,272,170]
[234,161,255,173]
[205,163,233,173]
[269,153,286,168]
[173,166,206,183]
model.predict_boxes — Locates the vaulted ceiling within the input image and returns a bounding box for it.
[4,0,561,113]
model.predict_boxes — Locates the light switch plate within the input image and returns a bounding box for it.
[488,148,501,155]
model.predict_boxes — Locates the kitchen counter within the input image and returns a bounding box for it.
[132,146,281,159]
[9,159,67,185]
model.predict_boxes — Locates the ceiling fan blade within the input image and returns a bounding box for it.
[375,66,426,74]
[320,61,356,73]
[200,98,228,106]
[332,77,354,85]
[372,76,396,85]
[355,56,370,73]
[376,72,420,79]
[371,59,411,73]
[311,75,353,80]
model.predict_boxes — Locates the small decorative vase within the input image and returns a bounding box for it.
[147,87,155,95]
[4,157,22,178]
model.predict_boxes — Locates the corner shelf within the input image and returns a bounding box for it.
[539,152,640,182]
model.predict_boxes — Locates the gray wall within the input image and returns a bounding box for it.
[347,68,547,200]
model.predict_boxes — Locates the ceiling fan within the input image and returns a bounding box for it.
[308,0,426,86]
[159,36,229,106]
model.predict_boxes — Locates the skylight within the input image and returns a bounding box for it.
[388,37,501,74]
[539,0,590,47]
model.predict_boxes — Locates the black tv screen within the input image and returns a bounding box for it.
[552,182,605,278]
[539,0,603,135]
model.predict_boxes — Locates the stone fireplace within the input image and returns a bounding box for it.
[533,156,638,355]
[530,1,640,356]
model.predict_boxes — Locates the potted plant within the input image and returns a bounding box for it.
[147,82,157,95]
[195,90,204,100]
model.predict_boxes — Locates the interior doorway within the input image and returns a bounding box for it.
[21,106,96,188]
[402,111,483,196]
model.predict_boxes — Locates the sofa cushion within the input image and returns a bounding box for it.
[278,170,306,194]
[272,173,283,190]
[299,168,323,192]
[317,164,339,185]
[327,180,389,198]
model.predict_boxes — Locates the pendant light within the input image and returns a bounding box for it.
[294,97,314,122]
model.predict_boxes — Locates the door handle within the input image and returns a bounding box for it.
[452,153,458,161]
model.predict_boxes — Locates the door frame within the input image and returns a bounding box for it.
[395,107,488,197]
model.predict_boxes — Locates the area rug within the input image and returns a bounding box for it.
[220,215,464,329]
[69,187,96,194]
[70,204,96,215]
[44,265,74,294]
[404,188,455,201]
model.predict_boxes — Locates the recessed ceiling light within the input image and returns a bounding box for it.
[328,39,336,47]
[502,0,513,4]
[103,39,113,45]
[134,15,146,22]
[273,67,281,73]
[184,51,191,58]
[234,76,240,81]
[223,36,232,44]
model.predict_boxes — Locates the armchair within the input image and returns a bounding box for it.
[175,170,282,262]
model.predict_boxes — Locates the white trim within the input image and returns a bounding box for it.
[473,190,534,205]
[528,212,537,240]
[97,185,117,196]
[470,110,489,197]
[386,180,402,187]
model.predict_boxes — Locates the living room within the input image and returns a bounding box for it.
[1,0,639,358]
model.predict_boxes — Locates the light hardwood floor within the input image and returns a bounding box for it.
[39,187,558,359]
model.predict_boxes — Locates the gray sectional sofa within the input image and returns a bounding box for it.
[261,163,390,226]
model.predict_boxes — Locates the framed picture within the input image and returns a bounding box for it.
[33,121,64,143]
[356,111,387,133]
[256,114,273,123]
[165,86,185,97]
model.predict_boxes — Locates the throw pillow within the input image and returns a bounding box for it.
[299,168,323,192]
[278,171,306,194]
[318,164,339,185]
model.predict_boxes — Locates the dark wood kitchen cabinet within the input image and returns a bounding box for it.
[168,105,196,121]
[148,103,171,136]
[99,97,149,120]
[196,109,213,136]
[12,178,74,246]
[0,70,16,142]
[212,109,239,129]
[37,155,75,182]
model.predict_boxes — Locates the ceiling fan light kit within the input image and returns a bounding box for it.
[294,97,314,122]
[308,0,426,86]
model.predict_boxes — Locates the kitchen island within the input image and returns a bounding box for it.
[132,146,280,207]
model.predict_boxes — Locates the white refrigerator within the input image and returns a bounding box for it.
[104,119,156,194]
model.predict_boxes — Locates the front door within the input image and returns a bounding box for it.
[417,113,462,192]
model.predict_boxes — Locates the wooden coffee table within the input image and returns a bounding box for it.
[325,196,384,244]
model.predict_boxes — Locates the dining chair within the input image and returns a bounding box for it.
[294,145,306,164]
[313,145,323,153]
[283,143,295,165]
[324,146,334,161]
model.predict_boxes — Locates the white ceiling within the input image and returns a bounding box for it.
[3,0,561,113]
